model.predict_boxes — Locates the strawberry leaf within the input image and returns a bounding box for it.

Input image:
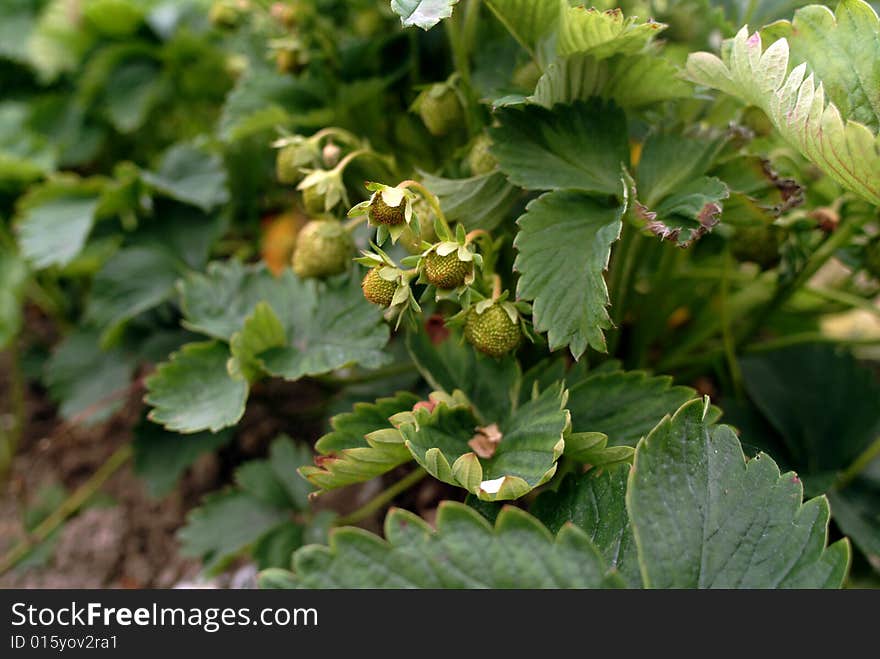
[16,181,101,269]
[628,398,851,588]
[631,131,729,247]
[531,464,641,587]
[85,246,183,344]
[686,1,880,205]
[401,383,569,501]
[406,327,520,425]
[178,490,291,574]
[557,6,666,58]
[513,191,624,358]
[258,273,391,381]
[300,392,421,491]
[145,341,248,434]
[132,420,234,499]
[484,0,561,61]
[419,171,519,232]
[533,53,692,109]
[273,503,623,588]
[141,142,229,212]
[44,328,136,425]
[390,0,460,30]
[491,99,629,196]
[566,367,712,446]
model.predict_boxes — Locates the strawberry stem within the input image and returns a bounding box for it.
[399,180,452,236]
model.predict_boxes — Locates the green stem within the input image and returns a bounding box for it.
[334,468,428,527]
[607,227,643,355]
[400,180,452,235]
[835,435,880,491]
[0,344,25,483]
[0,444,133,575]
[805,285,880,318]
[720,250,744,396]
[737,216,868,348]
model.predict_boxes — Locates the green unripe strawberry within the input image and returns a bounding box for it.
[464,303,522,358]
[210,1,242,28]
[512,61,541,91]
[291,219,353,278]
[302,186,325,214]
[276,144,308,184]
[730,224,784,270]
[864,238,880,279]
[418,85,462,137]
[369,194,406,226]
[361,268,397,307]
[468,134,497,175]
[424,250,471,290]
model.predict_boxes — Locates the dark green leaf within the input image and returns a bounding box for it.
[491,99,628,195]
[287,503,623,588]
[514,191,623,358]
[132,420,233,498]
[142,143,229,211]
[145,341,248,434]
[406,327,520,425]
[532,465,640,587]
[628,398,851,588]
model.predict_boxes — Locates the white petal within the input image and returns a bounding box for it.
[479,476,506,494]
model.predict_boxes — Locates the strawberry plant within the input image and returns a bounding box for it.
[1,0,878,589]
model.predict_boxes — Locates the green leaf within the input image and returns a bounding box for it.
[16,187,100,269]
[491,99,629,195]
[533,53,692,109]
[829,477,880,569]
[180,260,282,341]
[566,368,706,446]
[406,327,520,425]
[763,0,880,132]
[145,341,248,434]
[44,329,135,424]
[632,131,729,247]
[181,263,389,381]
[178,490,290,573]
[228,302,287,382]
[685,3,880,205]
[141,143,229,211]
[267,436,314,510]
[0,247,28,349]
[103,58,164,133]
[513,191,623,358]
[531,465,641,587]
[27,0,96,82]
[218,71,331,142]
[258,273,391,382]
[563,432,634,466]
[390,0,459,30]
[286,503,623,588]
[401,384,569,501]
[485,0,560,59]
[418,171,519,232]
[637,176,729,247]
[0,0,41,63]
[627,398,851,588]
[557,6,666,58]
[85,246,182,343]
[254,522,305,570]
[301,392,421,491]
[132,420,233,498]
[236,460,295,509]
[738,344,880,475]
